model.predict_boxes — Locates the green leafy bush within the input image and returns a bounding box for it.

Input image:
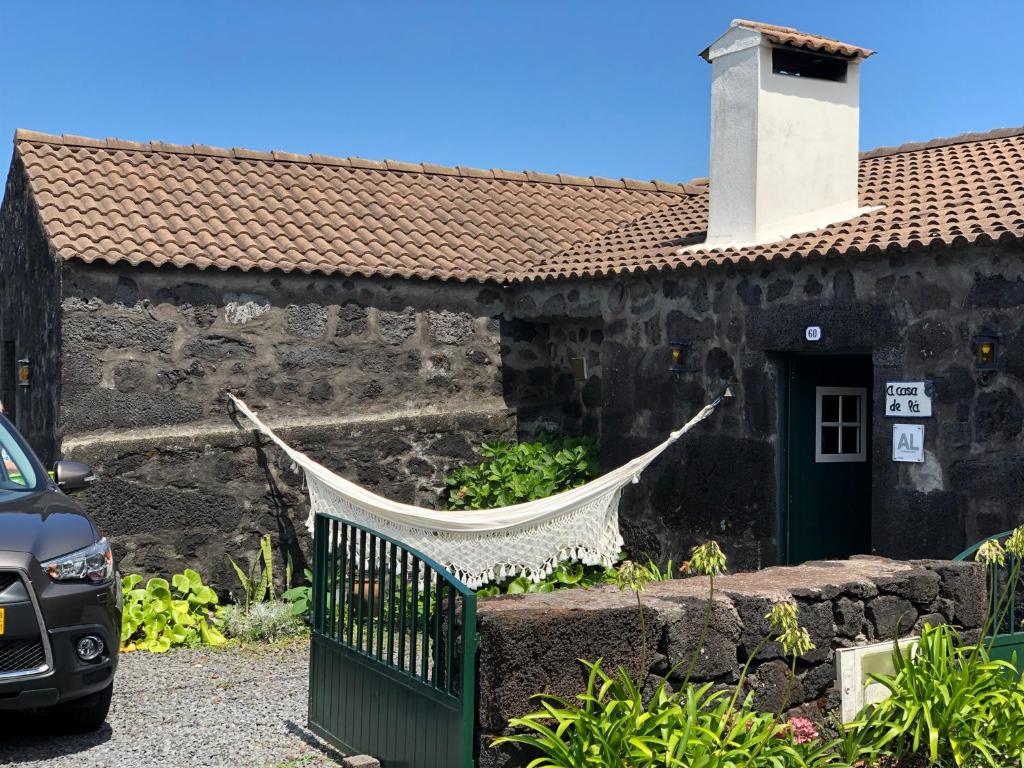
[121,570,227,653]
[496,661,844,768]
[493,541,845,767]
[282,567,313,619]
[847,622,1024,766]
[219,601,306,643]
[447,433,614,597]
[477,560,616,597]
[839,526,1024,766]
[445,433,598,511]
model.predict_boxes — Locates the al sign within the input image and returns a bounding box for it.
[892,424,925,463]
[884,381,932,417]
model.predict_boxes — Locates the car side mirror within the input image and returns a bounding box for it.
[53,460,96,492]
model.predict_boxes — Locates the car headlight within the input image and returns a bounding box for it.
[40,538,114,583]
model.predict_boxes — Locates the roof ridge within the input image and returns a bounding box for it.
[12,129,698,195]
[860,126,1024,159]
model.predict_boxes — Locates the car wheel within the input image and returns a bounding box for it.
[54,682,113,733]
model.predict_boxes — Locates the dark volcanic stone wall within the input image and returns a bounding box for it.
[65,409,514,594]
[59,261,507,434]
[509,243,1024,568]
[54,260,516,587]
[476,557,986,768]
[0,156,62,463]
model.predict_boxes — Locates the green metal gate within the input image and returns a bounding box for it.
[308,511,478,767]
[955,530,1024,671]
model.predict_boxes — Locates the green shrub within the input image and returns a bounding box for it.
[840,526,1024,766]
[282,567,313,619]
[121,570,227,653]
[496,661,844,768]
[445,433,598,511]
[219,601,306,643]
[477,560,616,597]
[447,433,613,597]
[847,624,1024,766]
[493,541,844,767]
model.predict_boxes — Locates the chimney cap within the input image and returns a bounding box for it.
[700,19,875,62]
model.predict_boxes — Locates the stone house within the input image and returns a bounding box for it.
[1,19,1022,587]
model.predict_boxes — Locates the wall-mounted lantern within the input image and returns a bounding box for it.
[974,333,998,371]
[16,358,30,388]
[669,341,690,376]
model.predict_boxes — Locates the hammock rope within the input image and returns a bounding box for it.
[229,393,727,588]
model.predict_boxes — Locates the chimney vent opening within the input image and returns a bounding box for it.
[771,47,848,82]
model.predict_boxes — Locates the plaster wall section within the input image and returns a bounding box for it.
[755,45,862,239]
[704,26,864,247]
[706,28,761,245]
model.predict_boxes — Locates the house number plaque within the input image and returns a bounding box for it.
[884,381,932,417]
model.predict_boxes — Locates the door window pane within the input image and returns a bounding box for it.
[821,426,840,454]
[841,395,859,422]
[816,387,867,463]
[822,395,840,422]
[840,426,860,454]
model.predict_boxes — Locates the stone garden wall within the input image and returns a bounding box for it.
[509,242,1024,569]
[475,556,987,768]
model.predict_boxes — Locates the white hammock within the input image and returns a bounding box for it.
[229,394,723,588]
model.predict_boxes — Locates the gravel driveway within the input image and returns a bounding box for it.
[0,639,344,767]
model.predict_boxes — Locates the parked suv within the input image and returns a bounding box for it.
[0,414,119,731]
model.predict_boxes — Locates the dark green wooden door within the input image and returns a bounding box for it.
[784,354,872,563]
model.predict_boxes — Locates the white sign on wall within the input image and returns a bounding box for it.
[885,381,933,417]
[892,424,925,463]
[805,326,822,341]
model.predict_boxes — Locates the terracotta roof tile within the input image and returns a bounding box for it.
[13,127,1023,284]
[347,156,387,170]
[700,19,874,60]
[13,130,690,282]
[519,127,1024,281]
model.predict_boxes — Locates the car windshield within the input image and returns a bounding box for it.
[0,420,38,491]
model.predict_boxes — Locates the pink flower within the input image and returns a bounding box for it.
[788,716,820,744]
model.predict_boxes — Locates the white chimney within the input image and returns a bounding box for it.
[699,20,876,249]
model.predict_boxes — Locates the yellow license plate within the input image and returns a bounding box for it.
[0,607,5,636]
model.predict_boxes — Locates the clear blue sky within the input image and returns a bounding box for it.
[1,1,1020,189]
